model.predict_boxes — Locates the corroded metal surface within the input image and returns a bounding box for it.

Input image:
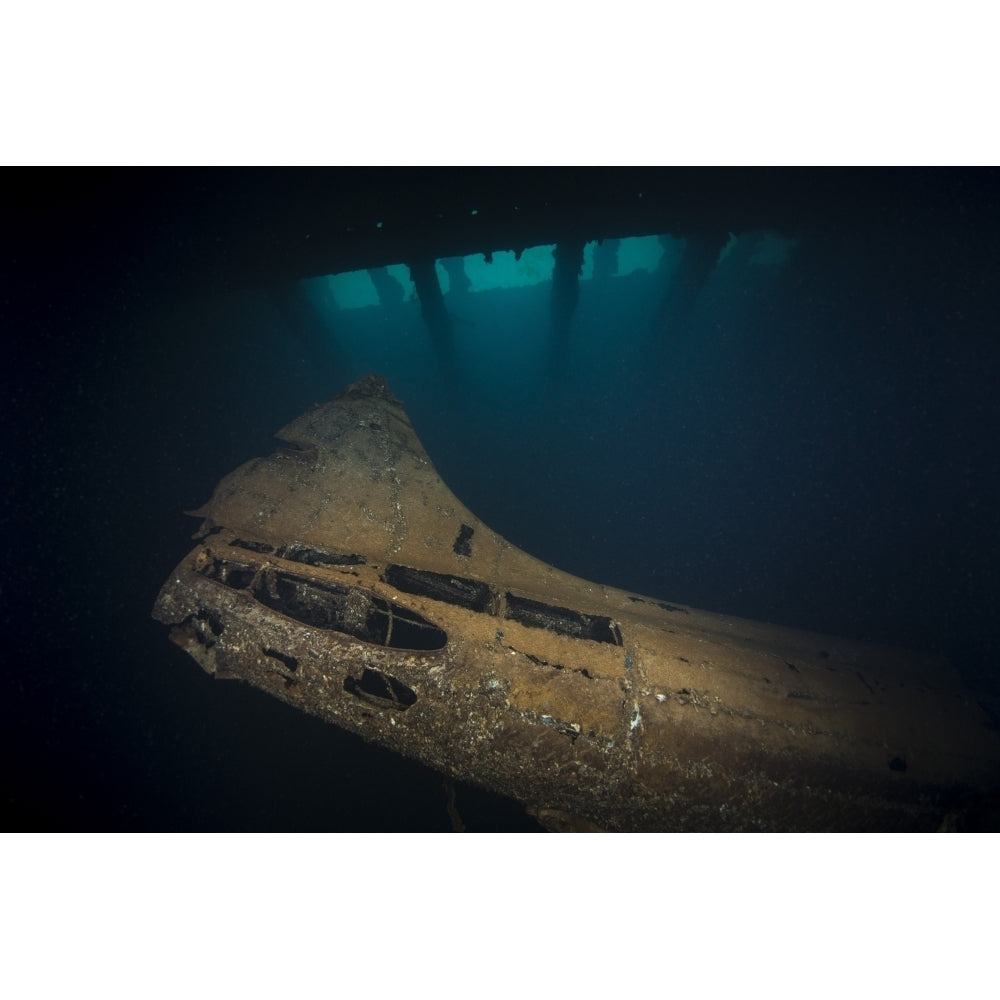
[152,374,1000,830]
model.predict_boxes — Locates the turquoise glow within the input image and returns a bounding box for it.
[616,235,666,276]
[305,232,789,313]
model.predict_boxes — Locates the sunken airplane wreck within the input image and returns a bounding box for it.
[153,374,1000,831]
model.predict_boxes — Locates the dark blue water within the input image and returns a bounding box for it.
[5,173,999,830]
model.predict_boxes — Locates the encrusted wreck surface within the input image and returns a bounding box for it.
[153,374,1000,830]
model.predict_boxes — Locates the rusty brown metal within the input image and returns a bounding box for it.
[152,374,1000,830]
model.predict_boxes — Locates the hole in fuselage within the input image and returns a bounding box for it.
[344,667,418,710]
[253,571,447,651]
